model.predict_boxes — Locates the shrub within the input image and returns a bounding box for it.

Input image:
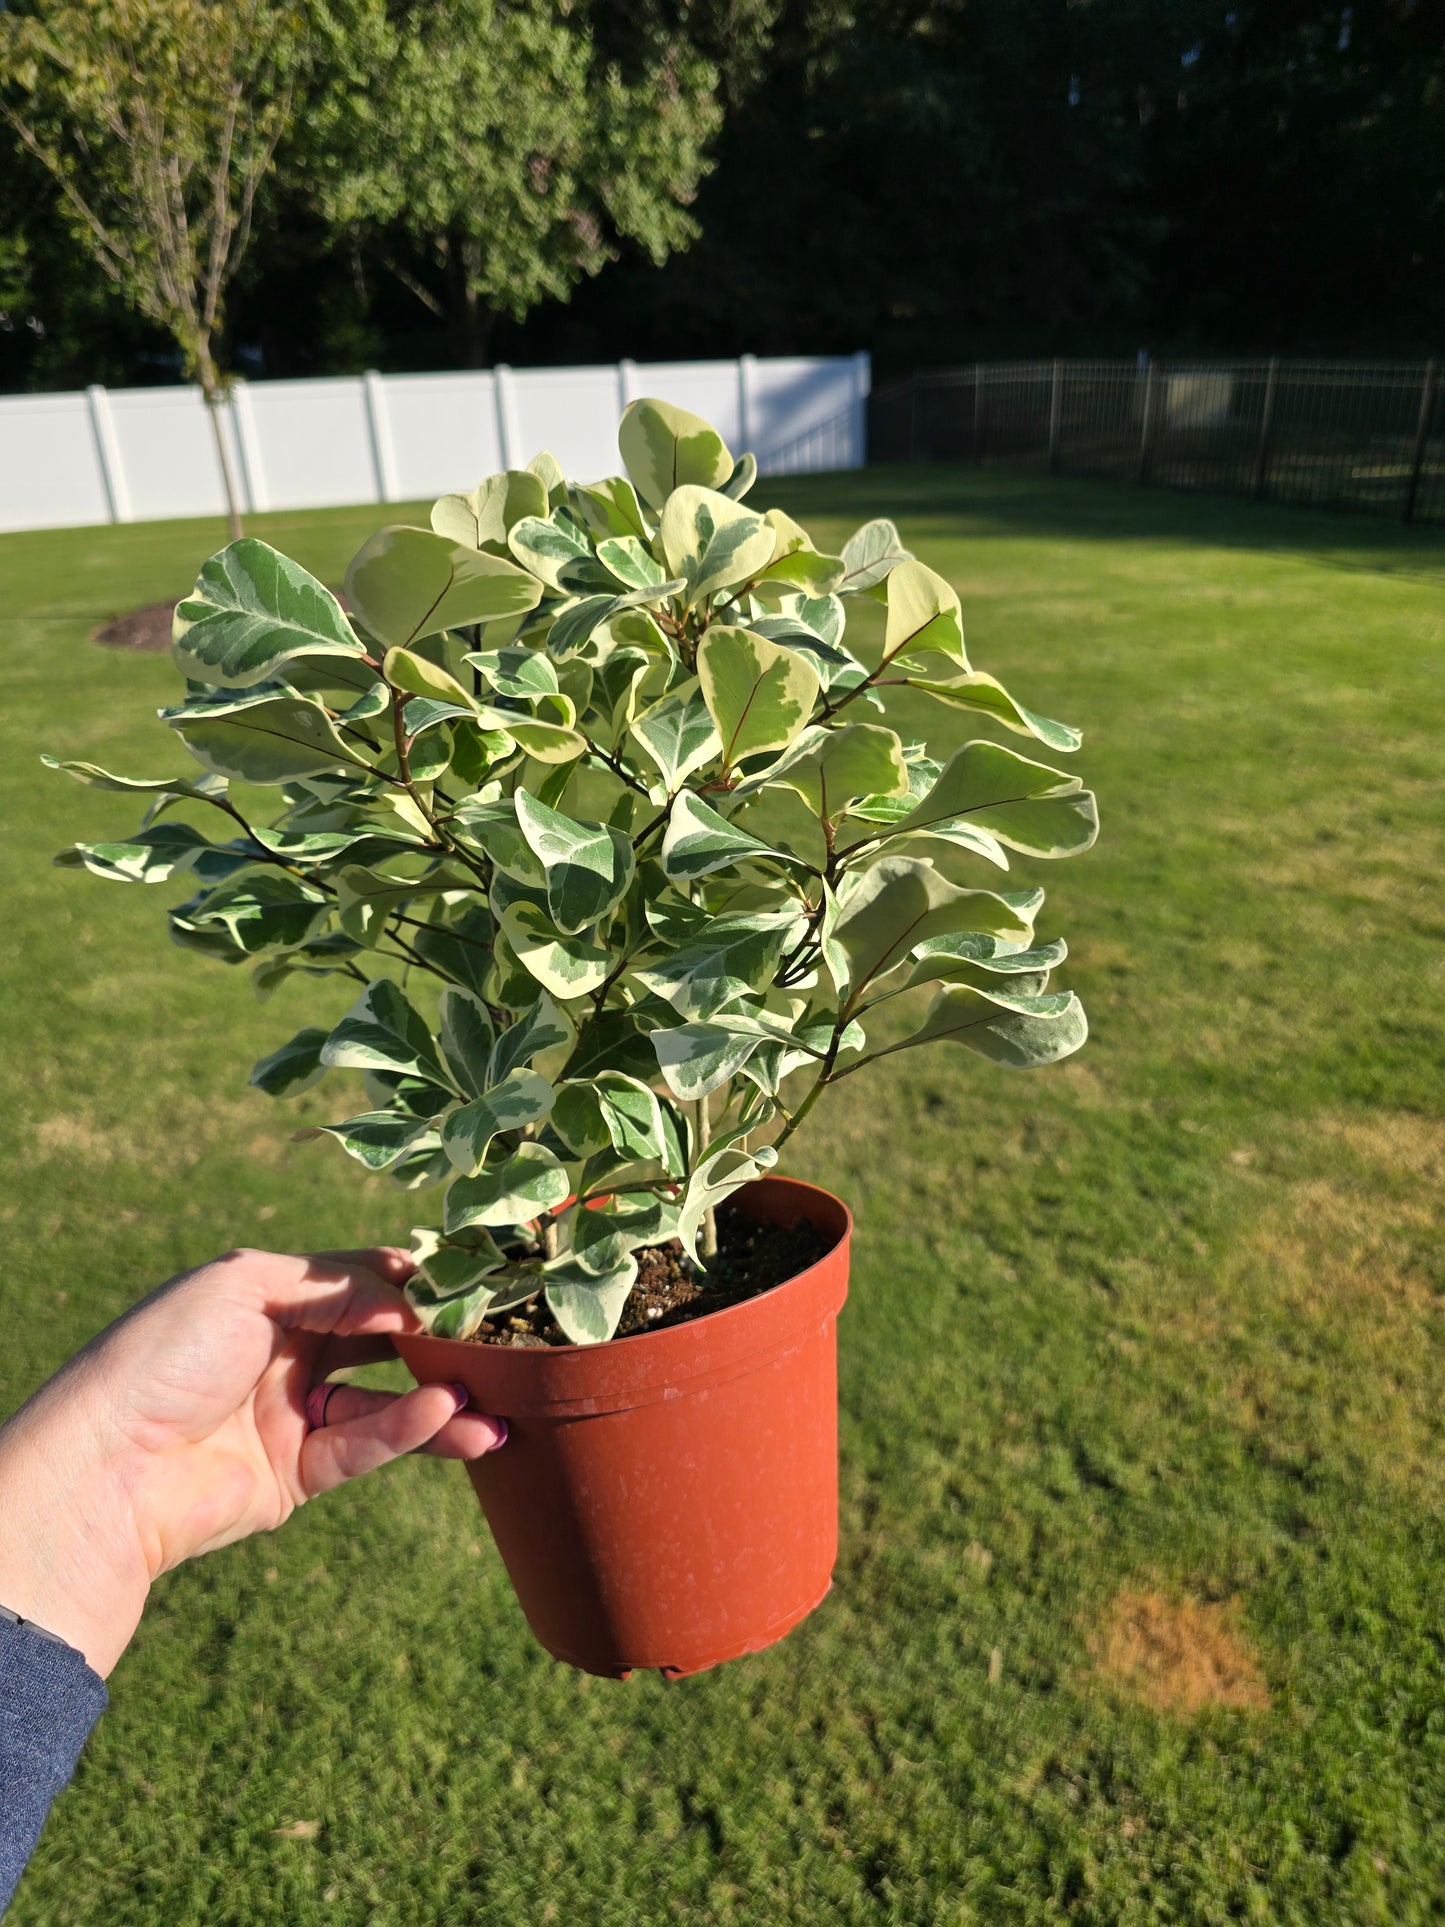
[49,400,1098,1342]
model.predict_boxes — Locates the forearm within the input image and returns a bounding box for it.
[0,1371,151,1680]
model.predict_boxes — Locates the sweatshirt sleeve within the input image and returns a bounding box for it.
[0,1614,107,1918]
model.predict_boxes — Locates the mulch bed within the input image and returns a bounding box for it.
[471,1208,829,1348]
[92,600,177,651]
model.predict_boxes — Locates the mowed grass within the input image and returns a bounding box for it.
[1,470,1443,1925]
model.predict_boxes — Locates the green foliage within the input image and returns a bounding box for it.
[0,0,309,532]
[50,402,1096,1343]
[304,0,725,363]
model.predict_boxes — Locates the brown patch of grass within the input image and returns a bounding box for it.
[1092,1589,1269,1715]
[33,1113,122,1164]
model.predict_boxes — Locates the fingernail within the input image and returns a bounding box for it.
[485,1418,508,1451]
[446,1381,471,1409]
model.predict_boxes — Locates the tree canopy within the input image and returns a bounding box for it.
[1,0,1441,391]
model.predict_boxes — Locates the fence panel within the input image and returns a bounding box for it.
[869,358,1445,527]
[0,352,869,534]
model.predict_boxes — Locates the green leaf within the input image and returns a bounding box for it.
[882,558,968,667]
[382,646,477,710]
[569,475,651,541]
[407,1228,517,1336]
[697,625,819,772]
[629,681,721,788]
[321,978,451,1086]
[824,856,1036,1005]
[294,1110,438,1171]
[739,723,909,820]
[559,1007,658,1083]
[489,991,576,1084]
[436,987,495,1098]
[660,487,776,604]
[543,1253,639,1346]
[758,510,844,593]
[907,670,1082,753]
[407,898,495,995]
[891,982,1088,1069]
[596,535,664,590]
[344,526,541,649]
[527,450,567,503]
[42,754,228,807]
[678,1140,778,1268]
[334,865,473,946]
[888,741,1099,859]
[465,642,559,701]
[720,451,758,501]
[907,933,1066,993]
[441,1068,555,1175]
[495,895,611,999]
[471,704,585,764]
[249,1025,330,1097]
[430,470,549,553]
[837,518,912,593]
[56,821,220,884]
[444,1142,569,1233]
[634,909,798,1019]
[649,1020,767,1101]
[176,872,328,954]
[447,796,544,883]
[515,789,635,936]
[618,397,733,510]
[164,687,366,784]
[544,594,622,658]
[659,791,800,883]
[507,507,614,594]
[550,1072,662,1162]
[172,539,364,688]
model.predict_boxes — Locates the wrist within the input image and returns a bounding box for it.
[0,1372,152,1677]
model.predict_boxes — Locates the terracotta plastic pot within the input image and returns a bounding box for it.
[392,1174,851,1679]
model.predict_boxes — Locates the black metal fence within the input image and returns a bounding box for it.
[868,359,1445,526]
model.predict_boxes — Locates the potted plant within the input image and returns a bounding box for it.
[49,400,1097,1677]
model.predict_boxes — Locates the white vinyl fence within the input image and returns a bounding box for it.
[0,352,869,534]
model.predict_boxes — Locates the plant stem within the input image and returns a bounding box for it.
[692,1091,718,1259]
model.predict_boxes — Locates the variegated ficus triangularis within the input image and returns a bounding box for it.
[49,400,1099,1344]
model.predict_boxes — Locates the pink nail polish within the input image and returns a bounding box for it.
[487,1418,509,1451]
[446,1381,471,1408]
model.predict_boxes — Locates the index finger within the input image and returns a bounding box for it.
[189,1246,422,1338]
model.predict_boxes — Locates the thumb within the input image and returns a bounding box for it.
[299,1382,493,1498]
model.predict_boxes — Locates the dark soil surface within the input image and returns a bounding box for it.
[92,600,176,651]
[471,1208,829,1347]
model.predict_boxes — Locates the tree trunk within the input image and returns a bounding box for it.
[198,343,244,542]
[444,229,495,370]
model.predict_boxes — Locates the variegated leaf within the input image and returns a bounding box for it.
[172,539,364,687]
[440,1068,555,1175]
[444,1142,569,1233]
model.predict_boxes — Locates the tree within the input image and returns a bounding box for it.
[307,0,726,368]
[0,0,309,536]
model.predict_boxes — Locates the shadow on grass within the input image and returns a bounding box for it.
[771,463,1445,581]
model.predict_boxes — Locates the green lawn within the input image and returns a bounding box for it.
[2,471,1443,1924]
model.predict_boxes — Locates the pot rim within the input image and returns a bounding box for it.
[393,1174,852,1417]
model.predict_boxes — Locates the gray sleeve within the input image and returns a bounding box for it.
[0,1613,108,1917]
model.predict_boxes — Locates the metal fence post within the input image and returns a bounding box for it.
[1252,357,1279,500]
[1048,359,1063,473]
[1138,361,1159,485]
[1403,358,1437,524]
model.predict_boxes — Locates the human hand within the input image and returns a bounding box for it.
[0,1246,505,1676]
